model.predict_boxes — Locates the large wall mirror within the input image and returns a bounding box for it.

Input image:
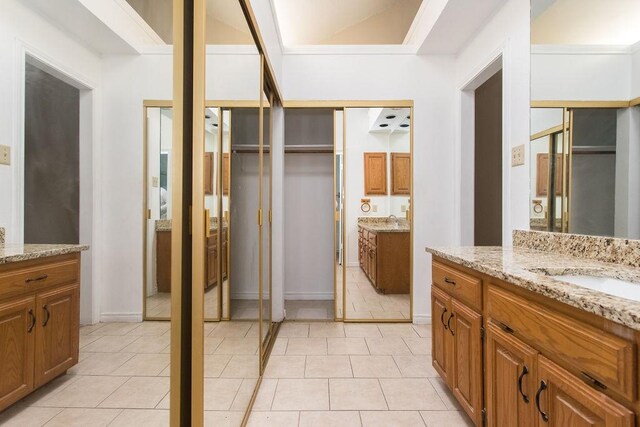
[530,0,640,239]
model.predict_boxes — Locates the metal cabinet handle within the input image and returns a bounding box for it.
[25,274,48,283]
[440,308,448,330]
[580,372,607,390]
[518,365,530,403]
[499,322,515,334]
[27,309,36,333]
[444,277,456,285]
[42,305,50,327]
[447,313,455,335]
[535,380,549,422]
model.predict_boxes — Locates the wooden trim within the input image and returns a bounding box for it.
[283,100,414,108]
[531,100,630,108]
[630,96,640,107]
[145,100,264,108]
[258,55,265,373]
[530,124,566,141]
[144,99,173,107]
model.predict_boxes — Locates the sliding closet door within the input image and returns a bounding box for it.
[260,87,273,357]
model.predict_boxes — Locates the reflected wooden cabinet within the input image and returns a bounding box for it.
[358,226,409,294]
[391,152,410,195]
[222,153,230,195]
[364,152,387,195]
[536,153,563,197]
[0,254,80,411]
[204,152,214,195]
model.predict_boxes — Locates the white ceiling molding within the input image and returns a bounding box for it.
[283,44,418,55]
[532,44,635,55]
[268,0,286,52]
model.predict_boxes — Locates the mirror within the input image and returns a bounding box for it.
[530,0,640,239]
[261,90,273,352]
[343,108,412,321]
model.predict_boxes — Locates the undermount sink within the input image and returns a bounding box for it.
[551,275,640,302]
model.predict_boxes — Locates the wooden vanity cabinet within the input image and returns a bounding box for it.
[358,226,409,294]
[0,254,80,411]
[431,286,453,385]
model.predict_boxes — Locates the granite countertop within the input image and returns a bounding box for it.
[0,244,89,265]
[358,223,410,233]
[425,246,640,331]
[156,219,226,232]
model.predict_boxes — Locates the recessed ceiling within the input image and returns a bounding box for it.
[273,0,423,45]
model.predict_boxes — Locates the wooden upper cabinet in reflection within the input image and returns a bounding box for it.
[536,153,563,197]
[222,153,230,196]
[391,153,410,195]
[364,152,387,195]
[204,152,213,195]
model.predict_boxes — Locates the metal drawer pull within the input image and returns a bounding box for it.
[444,277,456,285]
[518,365,530,403]
[535,380,549,422]
[27,309,36,333]
[42,305,50,327]
[580,372,607,390]
[440,308,448,330]
[447,313,455,335]
[25,274,48,283]
[499,322,515,334]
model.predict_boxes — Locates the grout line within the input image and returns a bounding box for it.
[377,378,391,411]
[104,408,125,426]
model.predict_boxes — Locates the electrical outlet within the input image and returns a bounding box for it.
[0,145,10,166]
[152,176,159,187]
[401,205,407,212]
[511,144,525,167]
[372,205,378,213]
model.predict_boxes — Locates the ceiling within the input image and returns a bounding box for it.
[532,0,640,45]
[272,0,423,45]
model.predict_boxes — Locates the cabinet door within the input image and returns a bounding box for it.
[222,153,230,195]
[431,286,452,387]
[364,152,387,195]
[451,299,483,426]
[204,152,213,195]
[0,297,35,411]
[485,321,538,427]
[34,284,79,388]
[536,356,634,427]
[391,153,410,195]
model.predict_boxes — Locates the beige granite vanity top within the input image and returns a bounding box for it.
[358,217,409,233]
[156,219,226,232]
[0,244,89,265]
[425,246,640,331]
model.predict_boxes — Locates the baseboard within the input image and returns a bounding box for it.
[412,314,431,325]
[231,292,259,300]
[284,292,334,301]
[100,312,143,323]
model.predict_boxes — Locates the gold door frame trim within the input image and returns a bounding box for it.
[144,100,266,108]
[530,124,567,141]
[531,100,630,108]
[284,100,414,109]
[630,96,640,107]
[258,55,265,372]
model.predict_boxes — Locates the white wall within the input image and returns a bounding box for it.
[0,0,103,324]
[633,46,640,99]
[455,0,531,249]
[615,107,640,239]
[283,53,457,323]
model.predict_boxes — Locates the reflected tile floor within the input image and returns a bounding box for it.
[146,283,222,319]
[285,300,335,320]
[249,321,473,427]
[0,320,258,427]
[343,267,411,320]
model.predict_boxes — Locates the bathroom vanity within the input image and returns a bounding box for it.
[358,221,409,294]
[0,244,87,411]
[427,237,640,426]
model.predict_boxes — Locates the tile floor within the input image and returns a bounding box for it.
[284,300,335,320]
[343,267,411,320]
[248,321,473,427]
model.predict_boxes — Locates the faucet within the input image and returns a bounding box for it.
[388,214,398,228]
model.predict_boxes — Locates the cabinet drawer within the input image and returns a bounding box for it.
[0,256,79,301]
[432,261,481,311]
[487,285,636,401]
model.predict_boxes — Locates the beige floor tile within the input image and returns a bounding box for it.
[221,355,260,378]
[247,411,299,427]
[246,322,260,337]
[79,334,101,349]
[204,411,245,427]
[214,337,258,355]
[126,322,170,336]
[379,379,446,410]
[429,377,463,410]
[377,324,419,337]
[204,354,233,377]
[0,406,62,426]
[420,410,474,427]
[263,356,306,378]
[252,378,278,411]
[344,324,382,338]
[204,337,224,354]
[109,409,170,427]
[393,355,439,377]
[350,355,401,378]
[89,322,142,336]
[295,307,331,320]
[270,337,287,355]
[403,337,431,355]
[121,335,170,354]
[36,375,128,408]
[44,408,121,426]
[299,411,361,427]
[329,379,387,410]
[80,323,106,335]
[156,392,170,409]
[305,356,353,378]
[230,378,259,411]
[361,411,425,427]
[309,322,345,337]
[111,353,170,376]
[209,322,252,337]
[412,324,432,338]
[278,322,310,337]
[365,337,412,355]
[204,322,219,336]
[327,338,370,355]
[81,335,139,353]
[285,338,327,355]
[68,352,134,376]
[99,377,169,409]
[271,379,329,410]
[17,374,79,406]
[203,378,243,410]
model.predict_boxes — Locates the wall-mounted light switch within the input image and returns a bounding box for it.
[511,144,525,167]
[152,176,159,187]
[0,145,10,166]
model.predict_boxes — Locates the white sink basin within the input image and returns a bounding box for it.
[551,275,640,302]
